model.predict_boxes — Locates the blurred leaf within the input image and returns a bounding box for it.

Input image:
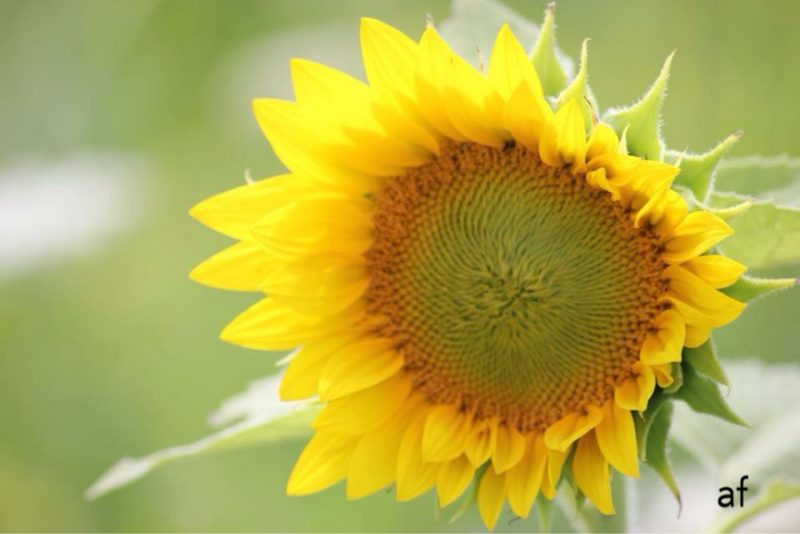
[709,479,800,533]
[644,402,681,507]
[666,132,741,202]
[531,2,570,96]
[603,53,673,161]
[708,193,800,270]
[684,340,728,386]
[721,275,798,303]
[674,365,748,427]
[86,374,317,500]
[437,0,539,68]
[715,155,800,208]
[664,362,684,394]
[534,494,554,533]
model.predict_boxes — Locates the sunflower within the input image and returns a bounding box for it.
[190,15,747,530]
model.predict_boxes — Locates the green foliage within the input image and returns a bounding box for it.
[643,402,681,507]
[673,365,748,427]
[684,340,729,387]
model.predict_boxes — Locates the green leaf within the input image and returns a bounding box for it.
[666,131,741,202]
[531,2,571,97]
[85,374,317,500]
[721,274,798,302]
[714,155,800,208]
[555,40,597,132]
[603,52,673,161]
[437,0,539,70]
[643,402,681,507]
[708,193,800,270]
[673,364,748,427]
[684,339,729,387]
[635,389,669,460]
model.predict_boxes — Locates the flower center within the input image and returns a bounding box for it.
[365,142,667,431]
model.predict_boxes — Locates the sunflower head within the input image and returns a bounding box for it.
[191,5,748,529]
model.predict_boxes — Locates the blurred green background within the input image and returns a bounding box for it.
[1,0,799,531]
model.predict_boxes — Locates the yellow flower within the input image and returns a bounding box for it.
[190,18,747,530]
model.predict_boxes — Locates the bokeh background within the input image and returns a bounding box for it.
[1,0,799,531]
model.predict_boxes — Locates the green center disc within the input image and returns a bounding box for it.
[366,142,666,431]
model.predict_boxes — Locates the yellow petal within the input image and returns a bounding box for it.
[464,418,498,467]
[189,174,309,239]
[436,455,475,507]
[539,98,586,170]
[443,48,507,147]
[540,447,567,500]
[360,17,417,104]
[415,27,470,141]
[421,404,473,463]
[506,434,546,518]
[640,309,685,366]
[313,372,411,435]
[347,396,422,499]
[683,255,747,289]
[544,405,603,452]
[653,363,674,388]
[662,211,733,263]
[221,297,361,351]
[290,59,433,170]
[287,431,358,495]
[318,337,404,401]
[478,465,507,530]
[586,123,619,162]
[488,24,543,101]
[504,81,554,152]
[280,332,359,400]
[190,240,270,291]
[595,400,639,477]
[666,265,746,328]
[251,197,373,260]
[396,408,440,501]
[615,363,655,412]
[492,423,526,473]
[261,254,369,316]
[252,98,376,191]
[572,432,615,514]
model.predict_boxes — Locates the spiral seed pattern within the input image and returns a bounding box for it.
[365,142,668,431]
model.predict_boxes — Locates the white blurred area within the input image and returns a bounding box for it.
[0,153,150,280]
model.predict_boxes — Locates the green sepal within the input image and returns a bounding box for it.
[684,339,729,387]
[673,364,748,427]
[555,40,598,132]
[667,131,742,202]
[643,401,682,508]
[721,275,798,302]
[531,2,569,97]
[635,388,668,460]
[603,52,674,161]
